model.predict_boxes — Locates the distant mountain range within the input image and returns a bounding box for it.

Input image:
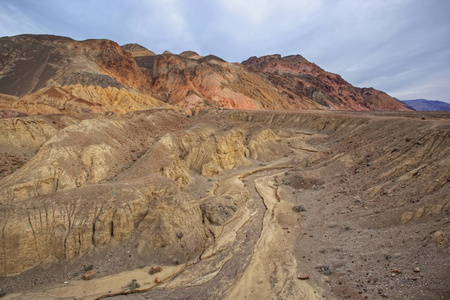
[401,99,450,111]
[0,34,410,114]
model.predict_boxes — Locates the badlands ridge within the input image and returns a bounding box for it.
[0,34,448,299]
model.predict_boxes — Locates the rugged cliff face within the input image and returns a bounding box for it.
[0,108,291,276]
[242,54,409,111]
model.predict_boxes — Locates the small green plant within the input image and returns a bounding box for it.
[292,205,306,212]
[84,264,94,271]
[284,154,289,157]
[126,279,140,291]
[282,178,291,185]
[285,171,291,175]
[72,272,78,277]
[259,163,267,166]
[138,264,145,269]
[207,178,213,182]
[228,205,237,212]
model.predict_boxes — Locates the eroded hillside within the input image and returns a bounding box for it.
[0,34,410,112]
[0,109,448,299]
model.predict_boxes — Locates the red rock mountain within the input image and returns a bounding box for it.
[242,54,409,111]
[0,34,409,113]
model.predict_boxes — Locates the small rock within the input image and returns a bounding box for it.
[154,277,160,283]
[149,266,163,275]
[297,274,309,280]
[82,270,96,280]
[413,267,420,272]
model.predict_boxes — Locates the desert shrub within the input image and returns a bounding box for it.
[84,264,94,271]
[228,205,237,212]
[292,205,306,212]
[126,279,140,291]
[282,178,291,185]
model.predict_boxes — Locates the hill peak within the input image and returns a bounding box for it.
[121,43,155,57]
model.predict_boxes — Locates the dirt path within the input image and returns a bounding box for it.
[3,265,184,300]
[225,174,321,299]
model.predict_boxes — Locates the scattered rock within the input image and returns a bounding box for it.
[297,273,309,280]
[149,266,163,275]
[413,267,420,272]
[154,277,160,283]
[315,265,331,275]
[82,270,96,280]
[84,264,94,271]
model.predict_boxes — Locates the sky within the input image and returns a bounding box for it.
[1,0,449,102]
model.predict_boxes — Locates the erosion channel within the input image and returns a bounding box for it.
[1,110,449,299]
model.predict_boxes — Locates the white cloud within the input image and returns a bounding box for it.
[0,2,49,36]
[0,0,449,102]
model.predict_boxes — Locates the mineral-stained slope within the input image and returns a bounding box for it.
[1,34,410,112]
[0,84,170,115]
[0,34,151,97]
[242,54,409,111]
[135,52,294,109]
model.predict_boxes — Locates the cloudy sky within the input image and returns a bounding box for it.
[1,0,449,102]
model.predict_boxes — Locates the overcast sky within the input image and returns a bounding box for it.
[1,0,449,102]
